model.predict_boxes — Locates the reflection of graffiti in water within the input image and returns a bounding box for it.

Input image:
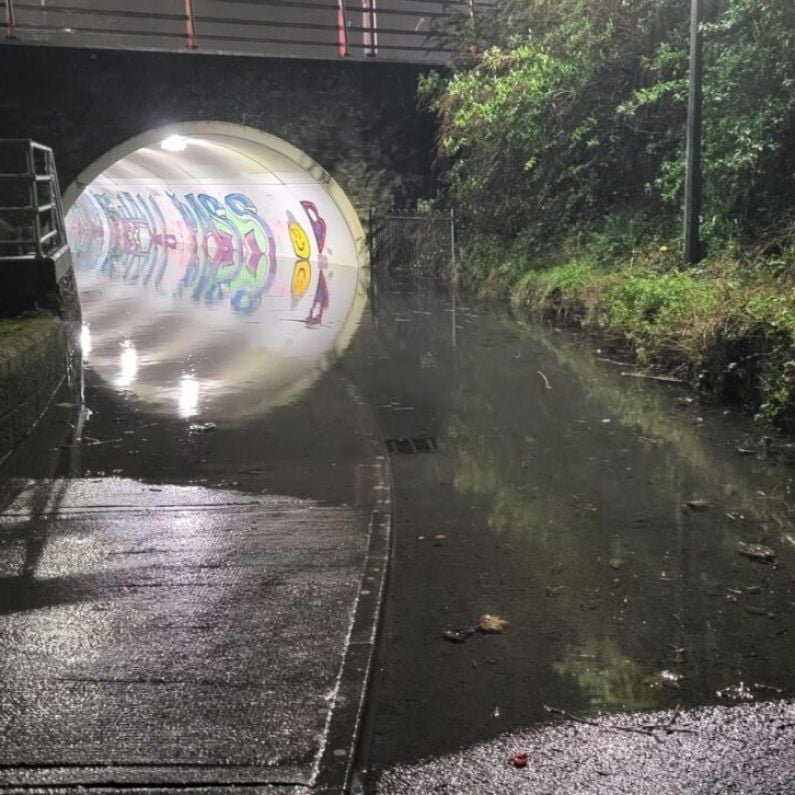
[68,190,330,320]
[301,200,330,327]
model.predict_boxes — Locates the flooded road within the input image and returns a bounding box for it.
[348,281,795,788]
[1,253,793,791]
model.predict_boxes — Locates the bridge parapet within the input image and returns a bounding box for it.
[0,0,492,64]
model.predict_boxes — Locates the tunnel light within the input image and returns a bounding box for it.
[161,135,188,153]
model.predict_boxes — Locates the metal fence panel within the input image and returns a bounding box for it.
[369,209,455,282]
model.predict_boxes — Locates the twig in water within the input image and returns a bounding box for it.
[620,371,685,384]
[537,370,552,390]
[543,705,656,738]
[596,357,635,367]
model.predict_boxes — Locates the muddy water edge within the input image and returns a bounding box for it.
[346,281,795,788]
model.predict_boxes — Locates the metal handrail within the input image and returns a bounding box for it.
[0,139,67,260]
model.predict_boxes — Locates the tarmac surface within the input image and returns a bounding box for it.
[377,700,795,794]
[0,253,386,792]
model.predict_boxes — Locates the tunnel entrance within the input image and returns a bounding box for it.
[64,122,367,420]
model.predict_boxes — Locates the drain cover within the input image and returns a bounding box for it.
[386,437,438,454]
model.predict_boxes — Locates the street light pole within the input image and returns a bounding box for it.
[683,0,704,265]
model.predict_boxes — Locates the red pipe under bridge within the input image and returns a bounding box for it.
[0,0,494,64]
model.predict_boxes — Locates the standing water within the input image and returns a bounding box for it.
[347,280,795,788]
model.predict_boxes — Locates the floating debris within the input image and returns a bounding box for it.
[744,605,772,617]
[478,614,509,633]
[736,542,776,562]
[644,669,685,690]
[442,628,475,644]
[189,422,217,432]
[717,682,754,701]
[669,646,687,664]
[511,753,528,768]
[443,614,509,643]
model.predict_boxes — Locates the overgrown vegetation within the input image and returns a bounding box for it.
[424,0,795,428]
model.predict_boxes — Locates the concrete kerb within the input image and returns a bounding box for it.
[313,382,395,794]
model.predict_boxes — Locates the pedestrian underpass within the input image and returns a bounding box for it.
[64,122,368,419]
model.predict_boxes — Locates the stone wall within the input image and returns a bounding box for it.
[0,316,73,466]
[0,44,438,215]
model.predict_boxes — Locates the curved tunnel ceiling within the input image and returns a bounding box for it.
[65,123,367,421]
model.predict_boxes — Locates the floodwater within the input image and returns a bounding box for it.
[349,278,795,787]
[3,248,794,788]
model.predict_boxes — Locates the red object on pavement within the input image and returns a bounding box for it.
[512,753,528,768]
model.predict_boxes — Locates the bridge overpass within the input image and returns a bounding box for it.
[0,0,470,331]
[1,0,492,64]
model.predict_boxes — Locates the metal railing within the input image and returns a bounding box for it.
[0,139,67,260]
[0,0,495,64]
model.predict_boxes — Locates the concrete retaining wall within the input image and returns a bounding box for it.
[0,249,81,321]
[0,316,73,466]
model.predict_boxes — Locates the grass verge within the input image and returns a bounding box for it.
[460,226,795,430]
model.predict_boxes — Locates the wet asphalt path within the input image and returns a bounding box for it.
[0,298,385,791]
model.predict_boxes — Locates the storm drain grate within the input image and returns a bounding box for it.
[386,437,438,454]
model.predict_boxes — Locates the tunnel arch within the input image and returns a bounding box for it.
[63,121,367,245]
[64,121,369,420]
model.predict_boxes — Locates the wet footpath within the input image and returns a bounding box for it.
[0,255,386,793]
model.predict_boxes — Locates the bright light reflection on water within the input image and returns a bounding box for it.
[116,341,138,389]
[178,375,200,419]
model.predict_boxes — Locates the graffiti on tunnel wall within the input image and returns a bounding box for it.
[66,188,333,325]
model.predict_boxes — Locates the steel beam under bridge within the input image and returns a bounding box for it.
[0,0,493,64]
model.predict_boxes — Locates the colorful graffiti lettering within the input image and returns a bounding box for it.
[68,188,332,319]
[301,201,327,253]
[67,190,335,319]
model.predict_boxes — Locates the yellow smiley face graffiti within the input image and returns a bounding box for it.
[291,259,312,298]
[288,222,311,259]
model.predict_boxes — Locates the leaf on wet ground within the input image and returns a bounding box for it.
[478,614,509,633]
[442,614,509,643]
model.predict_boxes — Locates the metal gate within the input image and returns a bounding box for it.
[368,208,456,282]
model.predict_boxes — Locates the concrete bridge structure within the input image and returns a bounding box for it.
[0,42,438,218]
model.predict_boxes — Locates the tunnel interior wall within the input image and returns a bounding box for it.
[0,44,438,216]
